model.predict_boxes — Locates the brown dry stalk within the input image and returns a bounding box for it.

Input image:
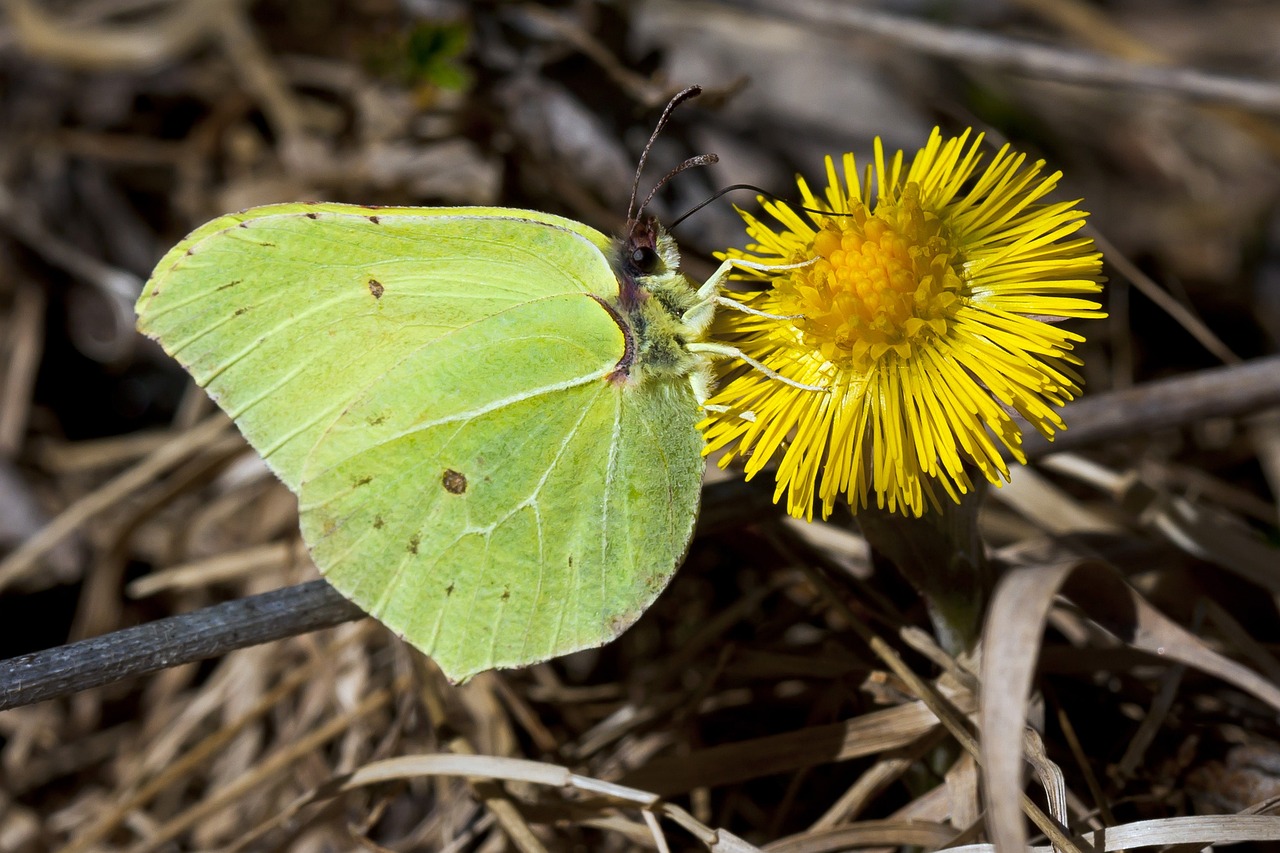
[0,414,231,592]
[731,0,1280,113]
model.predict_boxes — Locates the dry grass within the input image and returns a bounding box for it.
[3,0,1280,850]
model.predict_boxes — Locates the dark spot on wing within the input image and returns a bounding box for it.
[352,474,372,487]
[368,278,384,299]
[368,215,381,225]
[442,469,467,494]
[445,582,455,596]
[216,279,242,291]
[233,307,249,317]
[407,534,420,555]
[367,413,388,426]
[501,587,510,601]
[238,222,249,228]
[306,212,319,220]
[373,515,384,529]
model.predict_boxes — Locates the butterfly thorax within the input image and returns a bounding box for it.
[608,217,713,400]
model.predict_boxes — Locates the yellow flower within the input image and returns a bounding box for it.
[702,128,1105,519]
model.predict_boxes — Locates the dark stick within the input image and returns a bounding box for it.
[0,580,363,711]
[2,356,1278,712]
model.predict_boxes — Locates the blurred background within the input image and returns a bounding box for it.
[2,1,1280,851]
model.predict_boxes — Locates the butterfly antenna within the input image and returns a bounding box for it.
[670,184,859,230]
[627,85,703,224]
[638,153,719,218]
[670,183,776,229]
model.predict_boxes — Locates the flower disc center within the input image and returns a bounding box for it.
[778,182,963,368]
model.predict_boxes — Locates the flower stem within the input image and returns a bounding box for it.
[853,483,990,656]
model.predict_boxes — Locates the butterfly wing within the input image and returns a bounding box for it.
[138,203,703,681]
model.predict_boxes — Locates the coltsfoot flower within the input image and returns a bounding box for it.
[703,128,1105,519]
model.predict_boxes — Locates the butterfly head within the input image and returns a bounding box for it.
[617,215,681,310]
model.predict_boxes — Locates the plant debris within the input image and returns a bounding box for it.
[3,1,1280,850]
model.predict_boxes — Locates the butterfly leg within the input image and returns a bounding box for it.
[678,257,738,337]
[685,341,827,393]
[681,256,816,334]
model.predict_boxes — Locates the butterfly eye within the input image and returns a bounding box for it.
[631,245,660,274]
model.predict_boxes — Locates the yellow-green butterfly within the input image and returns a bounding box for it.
[136,87,773,681]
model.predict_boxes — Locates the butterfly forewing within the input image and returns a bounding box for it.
[137,206,619,490]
